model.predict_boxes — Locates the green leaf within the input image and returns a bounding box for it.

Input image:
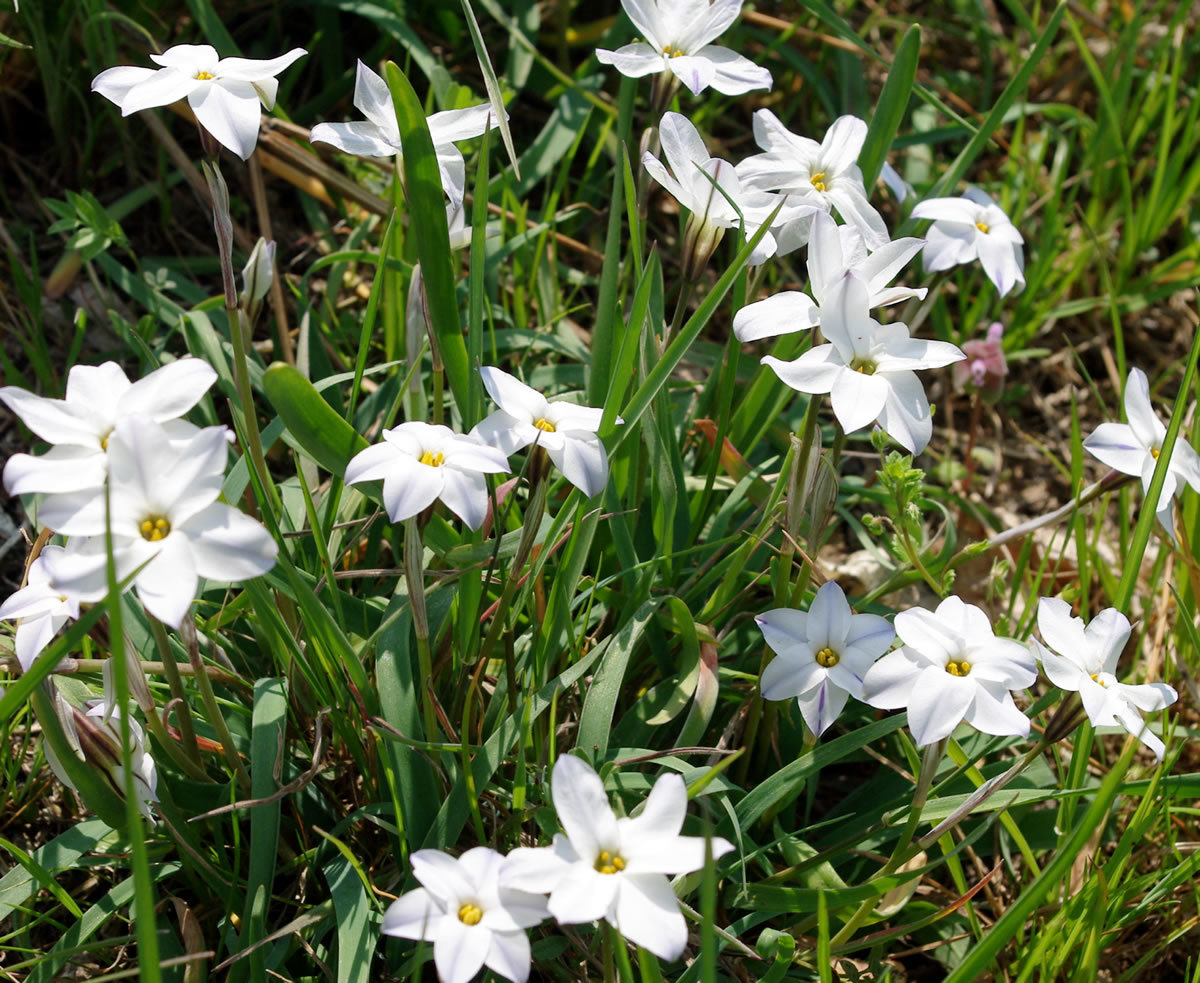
[458,0,520,180]
[262,362,368,475]
[383,62,472,420]
[859,24,921,189]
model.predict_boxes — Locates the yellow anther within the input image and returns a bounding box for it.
[457,903,483,925]
[1090,673,1107,687]
[662,46,684,58]
[194,71,215,80]
[1151,447,1160,460]
[139,515,171,542]
[594,850,626,875]
[975,221,990,233]
[815,647,840,668]
[945,660,971,676]
[850,358,878,376]
[419,450,446,467]
[533,418,557,433]
[810,172,827,192]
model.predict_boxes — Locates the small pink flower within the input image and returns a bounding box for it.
[953,321,1007,401]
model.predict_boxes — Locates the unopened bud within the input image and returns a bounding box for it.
[240,237,276,312]
[681,212,725,282]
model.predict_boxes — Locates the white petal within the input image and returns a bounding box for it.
[910,197,976,224]
[807,581,852,648]
[3,446,107,497]
[611,874,687,961]
[643,152,689,207]
[134,535,198,629]
[1083,607,1132,674]
[485,930,532,983]
[679,0,742,50]
[188,81,262,160]
[754,607,808,650]
[1083,422,1148,477]
[667,54,716,97]
[819,271,871,361]
[907,668,972,746]
[14,612,67,672]
[861,238,925,295]
[150,44,219,71]
[920,224,975,272]
[1123,368,1165,450]
[843,612,895,656]
[215,48,307,83]
[470,410,537,458]
[91,66,157,108]
[547,865,618,925]
[1035,640,1087,692]
[545,432,609,497]
[975,231,1025,297]
[762,345,843,395]
[821,116,868,173]
[434,917,490,983]
[796,679,850,737]
[381,459,444,524]
[382,888,440,940]
[1036,597,1087,665]
[1117,681,1177,713]
[36,488,111,537]
[751,108,814,156]
[696,45,772,96]
[623,772,686,840]
[658,112,710,185]
[351,60,398,139]
[826,184,888,251]
[860,649,920,709]
[596,43,667,78]
[830,368,889,435]
[479,367,548,421]
[411,850,478,908]
[438,467,490,530]
[429,103,499,145]
[733,292,817,342]
[0,387,101,447]
[501,845,572,896]
[876,370,932,454]
[759,651,823,701]
[552,755,618,859]
[965,684,1030,738]
[894,606,961,665]
[121,68,202,115]
[178,503,278,582]
[310,120,397,157]
[621,0,665,46]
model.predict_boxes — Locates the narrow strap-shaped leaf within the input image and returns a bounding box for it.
[262,362,368,476]
[859,24,921,189]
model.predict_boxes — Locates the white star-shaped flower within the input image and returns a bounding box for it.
[1,358,217,498]
[596,0,771,97]
[345,421,511,530]
[310,60,502,208]
[0,546,81,672]
[861,596,1038,747]
[471,367,618,498]
[757,580,895,737]
[1083,367,1200,541]
[734,210,926,342]
[761,271,964,454]
[737,111,889,251]
[382,847,549,983]
[37,418,278,629]
[1033,598,1177,761]
[502,755,734,962]
[910,188,1025,297]
[91,43,306,160]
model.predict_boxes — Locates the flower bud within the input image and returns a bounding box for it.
[240,237,276,309]
[952,321,1007,403]
[681,212,726,283]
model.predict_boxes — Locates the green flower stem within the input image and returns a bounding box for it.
[186,626,252,792]
[141,707,211,783]
[609,924,636,983]
[148,616,198,760]
[829,737,946,947]
[404,518,440,742]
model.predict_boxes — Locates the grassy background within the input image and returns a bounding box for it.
[1,0,1198,980]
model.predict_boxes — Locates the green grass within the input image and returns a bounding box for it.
[1,0,1198,981]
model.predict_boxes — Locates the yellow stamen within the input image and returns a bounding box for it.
[1151,447,1160,460]
[194,71,215,80]
[139,516,171,542]
[419,450,445,467]
[457,903,483,925]
[975,221,990,233]
[946,660,971,676]
[533,418,556,433]
[815,647,840,668]
[850,358,878,376]
[810,172,827,192]
[662,46,685,58]
[594,850,626,875]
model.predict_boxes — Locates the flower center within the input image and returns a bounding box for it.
[533,418,557,433]
[850,358,878,376]
[457,903,483,925]
[945,660,972,676]
[139,515,171,542]
[810,171,827,192]
[594,850,626,875]
[1151,447,1160,460]
[194,70,215,80]
[419,450,446,467]
[662,46,685,58]
[815,646,840,668]
[975,221,990,233]
[1090,673,1107,687]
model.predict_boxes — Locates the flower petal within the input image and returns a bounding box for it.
[760,650,823,701]
[860,648,920,709]
[975,231,1025,297]
[382,888,440,940]
[381,458,444,524]
[429,102,500,146]
[120,358,217,423]
[485,929,532,983]
[411,850,477,908]
[501,845,572,896]
[611,874,687,961]
[1082,607,1132,674]
[1083,422,1147,477]
[309,120,397,157]
[547,865,618,925]
[623,772,686,840]
[3,446,107,497]
[215,48,307,83]
[438,467,490,530]
[0,388,101,447]
[667,54,716,97]
[596,43,666,78]
[907,668,972,746]
[695,45,772,95]
[830,365,889,435]
[479,366,548,421]
[179,503,278,582]
[733,291,817,342]
[545,431,609,497]
[875,369,932,454]
[965,684,1030,738]
[135,535,198,629]
[552,755,618,860]
[121,68,202,115]
[820,115,868,173]
[91,66,157,108]
[762,345,843,395]
[434,916,490,983]
[796,678,850,736]
[1123,368,1165,450]
[808,581,853,648]
[188,80,262,160]
[826,184,888,251]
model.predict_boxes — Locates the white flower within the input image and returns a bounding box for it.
[861,596,1037,747]
[502,755,734,962]
[595,0,771,97]
[345,421,510,530]
[757,581,894,737]
[471,367,618,498]
[1,358,217,498]
[910,188,1025,297]
[1034,598,1177,761]
[761,272,964,454]
[240,236,275,305]
[382,847,549,983]
[91,43,306,160]
[737,112,888,251]
[734,211,926,342]
[0,546,82,672]
[37,418,278,629]
[310,60,502,208]
[642,112,807,272]
[1082,367,1200,541]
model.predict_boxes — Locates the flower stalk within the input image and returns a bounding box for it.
[404,517,440,741]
